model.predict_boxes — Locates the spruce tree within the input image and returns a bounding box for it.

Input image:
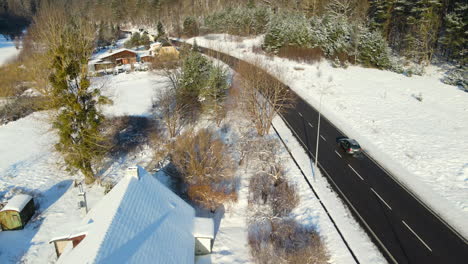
[439,3,467,65]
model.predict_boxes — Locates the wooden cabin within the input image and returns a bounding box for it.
[140,54,153,63]
[0,194,35,230]
[100,49,137,65]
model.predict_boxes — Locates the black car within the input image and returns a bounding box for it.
[337,138,362,154]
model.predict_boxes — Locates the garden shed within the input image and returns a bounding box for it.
[0,194,35,230]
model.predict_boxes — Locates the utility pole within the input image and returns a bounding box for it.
[313,71,333,180]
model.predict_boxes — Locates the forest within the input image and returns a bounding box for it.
[1,0,466,67]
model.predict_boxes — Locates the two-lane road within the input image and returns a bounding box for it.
[281,97,468,263]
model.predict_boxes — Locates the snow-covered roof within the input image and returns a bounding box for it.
[194,217,214,239]
[100,48,137,60]
[57,166,196,264]
[50,224,92,242]
[0,194,32,212]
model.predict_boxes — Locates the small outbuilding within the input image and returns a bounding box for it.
[0,194,35,230]
[194,217,215,255]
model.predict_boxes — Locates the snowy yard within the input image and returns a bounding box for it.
[185,34,468,238]
[0,71,162,263]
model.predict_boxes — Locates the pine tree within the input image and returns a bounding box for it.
[157,21,166,40]
[178,51,212,112]
[47,19,110,184]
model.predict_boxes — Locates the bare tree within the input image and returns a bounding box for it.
[155,87,187,138]
[236,60,295,136]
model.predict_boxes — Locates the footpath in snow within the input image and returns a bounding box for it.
[185,34,468,238]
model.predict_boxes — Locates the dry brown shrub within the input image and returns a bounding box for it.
[0,61,27,97]
[277,46,325,63]
[248,163,299,217]
[271,177,299,217]
[188,185,238,211]
[248,218,329,264]
[172,128,237,211]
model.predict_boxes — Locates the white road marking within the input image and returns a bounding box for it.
[402,220,432,252]
[370,188,392,210]
[308,122,314,128]
[335,150,342,158]
[298,112,303,117]
[320,135,326,141]
[348,164,364,181]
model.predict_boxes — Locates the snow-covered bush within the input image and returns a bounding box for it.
[442,67,468,91]
[204,6,273,36]
[309,16,353,57]
[357,29,392,69]
[0,96,47,125]
[263,13,313,53]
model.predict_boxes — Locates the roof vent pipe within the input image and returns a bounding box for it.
[127,166,139,180]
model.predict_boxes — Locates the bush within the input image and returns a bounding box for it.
[172,128,236,211]
[442,67,468,91]
[183,16,199,37]
[263,13,313,53]
[124,32,141,48]
[0,96,48,125]
[270,177,299,217]
[248,218,329,264]
[357,30,392,69]
[309,16,353,57]
[249,165,299,217]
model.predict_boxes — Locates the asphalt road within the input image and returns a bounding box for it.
[172,40,468,264]
[281,96,468,264]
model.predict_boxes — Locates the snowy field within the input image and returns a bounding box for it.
[185,34,468,238]
[0,35,20,66]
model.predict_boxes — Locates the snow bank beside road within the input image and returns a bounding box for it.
[185,34,468,237]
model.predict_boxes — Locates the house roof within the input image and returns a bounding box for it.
[0,194,32,212]
[100,48,137,60]
[56,166,196,264]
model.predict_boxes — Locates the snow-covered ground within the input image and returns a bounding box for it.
[184,34,468,238]
[94,71,166,117]
[0,35,20,66]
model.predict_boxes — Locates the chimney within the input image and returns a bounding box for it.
[127,166,139,180]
